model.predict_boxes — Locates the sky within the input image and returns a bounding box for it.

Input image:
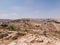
[0,0,60,19]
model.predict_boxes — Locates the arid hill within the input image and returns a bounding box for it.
[0,19,60,45]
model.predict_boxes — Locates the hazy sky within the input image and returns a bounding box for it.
[0,0,60,19]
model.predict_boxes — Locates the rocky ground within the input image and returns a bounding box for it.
[0,33,60,45]
[0,19,60,45]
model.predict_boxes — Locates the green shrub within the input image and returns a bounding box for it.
[8,26,16,31]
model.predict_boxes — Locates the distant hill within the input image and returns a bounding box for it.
[0,19,11,23]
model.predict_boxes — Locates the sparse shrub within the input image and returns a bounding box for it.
[0,24,8,28]
[8,26,16,31]
[24,29,28,32]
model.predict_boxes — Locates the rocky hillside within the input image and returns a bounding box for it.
[0,19,60,45]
